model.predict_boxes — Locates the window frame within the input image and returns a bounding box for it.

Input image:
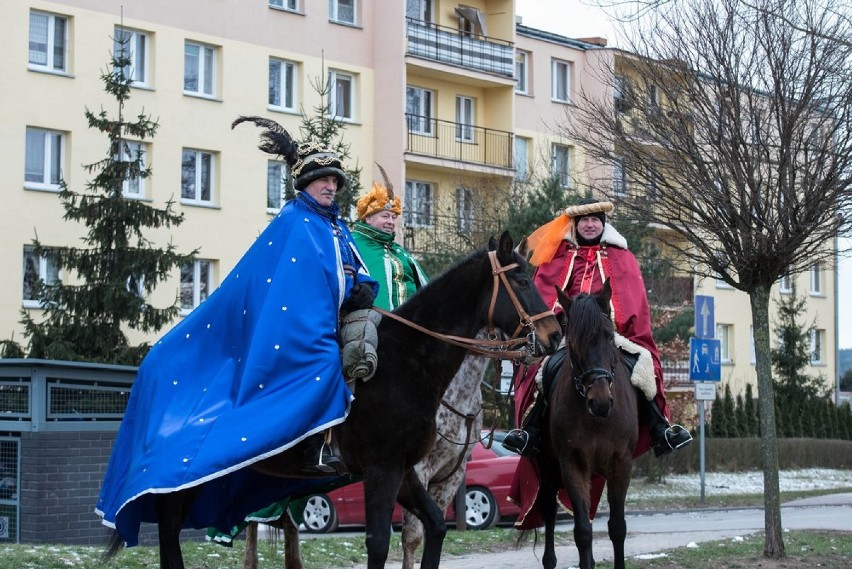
[29,11,68,73]
[515,50,529,95]
[551,143,571,188]
[180,148,215,206]
[183,41,217,97]
[406,0,433,22]
[778,271,793,294]
[329,0,357,25]
[114,27,150,87]
[809,261,823,295]
[406,85,434,135]
[22,245,61,308]
[716,323,733,363]
[404,180,433,228]
[180,259,213,314]
[514,136,529,181]
[25,127,64,191]
[612,156,627,197]
[551,59,572,103]
[456,187,474,234]
[269,57,298,112]
[267,160,290,212]
[119,140,147,199]
[810,328,825,365]
[455,95,475,143]
[329,70,355,121]
[270,0,298,11]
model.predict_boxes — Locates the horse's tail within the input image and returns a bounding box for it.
[102,530,125,562]
[514,528,539,549]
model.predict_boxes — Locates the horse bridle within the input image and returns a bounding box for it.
[373,250,555,361]
[572,363,615,399]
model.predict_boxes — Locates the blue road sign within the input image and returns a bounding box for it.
[689,337,721,381]
[694,295,715,339]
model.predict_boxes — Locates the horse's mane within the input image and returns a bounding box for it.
[566,293,615,362]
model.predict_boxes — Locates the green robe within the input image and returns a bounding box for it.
[351,221,429,310]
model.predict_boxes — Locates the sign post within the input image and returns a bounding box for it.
[690,295,719,503]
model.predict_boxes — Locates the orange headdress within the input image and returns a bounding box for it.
[356,163,402,220]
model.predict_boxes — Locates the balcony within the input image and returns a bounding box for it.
[406,114,514,169]
[406,18,514,78]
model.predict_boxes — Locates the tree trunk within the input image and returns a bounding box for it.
[749,285,785,559]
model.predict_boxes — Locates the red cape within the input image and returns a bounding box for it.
[509,237,669,529]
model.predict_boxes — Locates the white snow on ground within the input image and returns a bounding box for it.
[628,468,852,499]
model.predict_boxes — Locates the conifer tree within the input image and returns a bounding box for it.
[722,383,736,437]
[297,74,362,221]
[18,36,196,365]
[771,288,825,401]
[744,383,759,436]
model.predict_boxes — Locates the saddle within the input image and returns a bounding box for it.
[540,346,639,403]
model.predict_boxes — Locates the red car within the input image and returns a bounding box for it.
[299,433,520,532]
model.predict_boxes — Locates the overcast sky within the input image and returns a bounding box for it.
[514,0,851,351]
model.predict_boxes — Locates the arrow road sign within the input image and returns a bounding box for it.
[694,295,715,339]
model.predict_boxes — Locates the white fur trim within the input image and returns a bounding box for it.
[614,333,657,400]
[565,223,629,250]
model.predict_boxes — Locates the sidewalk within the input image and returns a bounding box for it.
[355,493,852,569]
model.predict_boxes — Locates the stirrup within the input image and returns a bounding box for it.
[303,443,347,475]
[502,429,530,455]
[654,424,692,457]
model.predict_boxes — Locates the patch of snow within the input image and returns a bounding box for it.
[635,552,669,559]
[686,542,699,548]
[629,469,852,499]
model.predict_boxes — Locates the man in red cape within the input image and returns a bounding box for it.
[505,198,692,529]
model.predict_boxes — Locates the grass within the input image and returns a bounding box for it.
[2,487,850,568]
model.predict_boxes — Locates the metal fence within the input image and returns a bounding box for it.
[406,18,514,78]
[405,114,514,169]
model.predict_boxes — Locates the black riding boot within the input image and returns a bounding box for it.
[301,435,347,475]
[647,400,693,457]
[503,394,547,457]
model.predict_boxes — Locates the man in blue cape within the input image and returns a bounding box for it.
[96,116,378,546]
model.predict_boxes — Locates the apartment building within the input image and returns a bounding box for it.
[0,0,837,398]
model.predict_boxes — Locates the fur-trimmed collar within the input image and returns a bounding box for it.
[565,223,629,250]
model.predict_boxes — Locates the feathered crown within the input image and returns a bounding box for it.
[356,163,402,220]
[231,115,347,190]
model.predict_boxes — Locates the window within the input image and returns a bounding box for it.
[270,0,298,10]
[612,156,626,196]
[119,140,146,198]
[25,127,64,190]
[329,70,355,120]
[455,96,475,143]
[406,86,434,135]
[406,0,433,22]
[551,59,572,103]
[269,58,297,111]
[456,187,474,233]
[114,28,149,87]
[404,180,433,228]
[330,0,356,24]
[267,160,290,211]
[810,329,825,364]
[644,162,659,201]
[514,137,529,181]
[552,144,571,187]
[809,261,823,295]
[614,75,628,114]
[647,83,660,113]
[22,246,60,308]
[29,11,67,72]
[778,271,792,294]
[515,51,529,94]
[181,149,214,205]
[184,41,216,97]
[716,323,733,363]
[180,260,212,313]
[126,273,145,298]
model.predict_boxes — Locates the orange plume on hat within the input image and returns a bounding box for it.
[356,163,402,220]
[527,213,573,266]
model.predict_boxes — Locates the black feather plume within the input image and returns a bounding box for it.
[231,115,299,165]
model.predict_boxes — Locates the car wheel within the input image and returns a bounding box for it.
[465,486,498,530]
[301,494,339,533]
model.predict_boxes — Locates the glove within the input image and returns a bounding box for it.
[343,283,375,311]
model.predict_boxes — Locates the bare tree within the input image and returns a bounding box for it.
[560,0,851,558]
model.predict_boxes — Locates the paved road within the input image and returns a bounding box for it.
[351,493,852,569]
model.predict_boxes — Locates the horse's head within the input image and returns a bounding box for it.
[555,281,618,418]
[485,231,562,363]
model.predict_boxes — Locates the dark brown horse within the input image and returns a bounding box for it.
[105,232,562,569]
[537,282,638,569]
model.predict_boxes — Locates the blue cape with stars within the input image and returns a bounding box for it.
[96,194,377,546]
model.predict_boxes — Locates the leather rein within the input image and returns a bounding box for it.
[372,250,556,361]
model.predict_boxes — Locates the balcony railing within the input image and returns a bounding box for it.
[406,18,514,78]
[406,114,514,169]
